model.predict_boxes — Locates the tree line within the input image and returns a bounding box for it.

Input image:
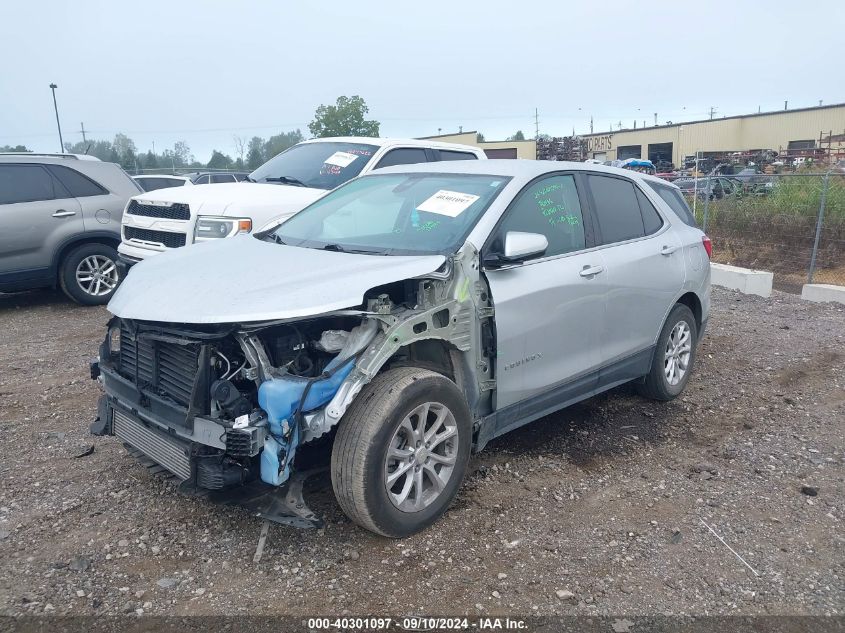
[3,96,532,173]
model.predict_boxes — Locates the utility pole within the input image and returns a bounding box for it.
[79,122,87,143]
[49,83,64,153]
[534,108,539,140]
[589,116,593,134]
[709,106,716,120]
[784,100,788,110]
[654,113,657,126]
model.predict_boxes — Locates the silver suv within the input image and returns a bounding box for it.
[0,154,141,304]
[92,160,710,537]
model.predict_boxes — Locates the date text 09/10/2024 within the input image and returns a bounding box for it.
[306,617,528,630]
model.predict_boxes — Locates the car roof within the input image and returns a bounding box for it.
[371,158,681,188]
[299,137,482,153]
[0,153,102,163]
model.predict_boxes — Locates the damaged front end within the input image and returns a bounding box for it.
[91,245,494,527]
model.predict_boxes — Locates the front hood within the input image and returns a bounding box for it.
[133,182,325,217]
[108,235,446,324]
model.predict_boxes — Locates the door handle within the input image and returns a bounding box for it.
[579,265,604,277]
[52,210,76,218]
[660,245,678,256]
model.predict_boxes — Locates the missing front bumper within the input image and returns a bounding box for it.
[91,396,323,529]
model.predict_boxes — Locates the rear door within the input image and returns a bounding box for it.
[46,164,113,231]
[484,172,605,411]
[584,174,684,369]
[0,163,82,278]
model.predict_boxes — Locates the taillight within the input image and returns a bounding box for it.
[702,235,712,258]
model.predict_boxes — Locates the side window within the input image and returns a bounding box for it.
[497,174,586,257]
[645,181,697,227]
[635,187,664,235]
[437,150,478,161]
[46,165,108,198]
[0,164,57,205]
[586,175,645,244]
[194,175,210,184]
[211,174,235,183]
[374,148,429,169]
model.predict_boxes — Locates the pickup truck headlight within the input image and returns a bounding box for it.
[194,216,252,241]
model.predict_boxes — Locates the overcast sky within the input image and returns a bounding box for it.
[2,0,843,163]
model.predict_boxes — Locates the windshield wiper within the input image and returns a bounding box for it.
[320,243,386,255]
[244,175,257,182]
[266,233,287,245]
[263,175,307,187]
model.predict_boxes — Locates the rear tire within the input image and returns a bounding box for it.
[59,243,121,306]
[637,303,698,401]
[331,367,472,537]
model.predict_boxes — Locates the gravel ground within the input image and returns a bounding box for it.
[0,287,843,617]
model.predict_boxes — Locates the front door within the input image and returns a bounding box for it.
[483,173,606,411]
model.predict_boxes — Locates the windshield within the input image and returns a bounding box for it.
[270,173,510,255]
[249,141,378,189]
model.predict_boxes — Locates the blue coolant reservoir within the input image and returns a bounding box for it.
[257,359,355,437]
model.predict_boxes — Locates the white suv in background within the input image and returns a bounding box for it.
[117,137,485,268]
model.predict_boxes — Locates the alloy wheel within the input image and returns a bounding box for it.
[664,320,692,386]
[384,402,459,512]
[75,255,118,297]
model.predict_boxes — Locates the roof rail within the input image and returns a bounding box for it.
[0,152,101,161]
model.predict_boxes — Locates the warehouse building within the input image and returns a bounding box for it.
[580,103,845,167]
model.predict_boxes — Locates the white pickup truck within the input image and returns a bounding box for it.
[117,137,485,267]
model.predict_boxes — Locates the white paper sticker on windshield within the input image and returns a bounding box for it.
[324,151,359,168]
[416,190,480,217]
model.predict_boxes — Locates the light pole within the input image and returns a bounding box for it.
[49,83,64,153]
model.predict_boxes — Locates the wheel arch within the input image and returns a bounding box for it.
[52,232,121,282]
[676,291,703,334]
[384,338,458,381]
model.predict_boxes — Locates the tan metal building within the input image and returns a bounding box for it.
[580,103,845,166]
[418,131,536,160]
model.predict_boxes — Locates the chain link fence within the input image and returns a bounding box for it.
[679,172,845,293]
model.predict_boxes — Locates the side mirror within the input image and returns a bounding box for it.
[483,231,548,268]
[504,231,548,261]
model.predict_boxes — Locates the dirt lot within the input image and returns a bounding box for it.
[0,287,843,618]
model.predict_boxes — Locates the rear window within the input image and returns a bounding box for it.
[437,150,478,161]
[586,174,645,244]
[645,180,698,227]
[635,187,664,235]
[47,165,108,198]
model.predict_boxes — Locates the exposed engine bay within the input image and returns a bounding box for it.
[92,246,495,527]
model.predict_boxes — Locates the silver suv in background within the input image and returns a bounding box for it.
[93,160,710,537]
[0,154,141,304]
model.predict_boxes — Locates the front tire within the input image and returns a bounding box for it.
[59,243,121,305]
[331,367,472,537]
[637,303,698,401]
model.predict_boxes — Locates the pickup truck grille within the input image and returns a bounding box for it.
[124,226,187,248]
[127,200,191,221]
[119,328,200,407]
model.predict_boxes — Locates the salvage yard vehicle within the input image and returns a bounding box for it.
[0,153,141,304]
[117,137,485,270]
[91,160,711,537]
